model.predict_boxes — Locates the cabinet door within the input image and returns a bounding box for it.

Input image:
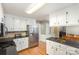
[46,40,61,55]
[46,40,55,54]
[46,40,67,55]
[66,8,76,26]
[75,49,79,54]
[4,16,14,31]
[21,38,28,49]
[51,42,66,55]
[21,20,26,31]
[49,13,57,26]
[66,46,78,55]
[65,4,79,26]
[24,37,28,49]
[14,18,20,31]
[19,20,23,31]
[55,49,66,55]
[56,9,66,26]
[20,38,25,50]
[49,9,66,26]
[13,39,21,51]
[54,46,66,55]
[14,38,29,51]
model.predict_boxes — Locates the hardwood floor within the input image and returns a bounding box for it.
[18,41,46,55]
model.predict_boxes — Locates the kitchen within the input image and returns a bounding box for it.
[0,3,79,55]
[0,3,39,55]
[47,4,79,55]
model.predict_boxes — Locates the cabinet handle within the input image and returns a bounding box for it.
[66,12,68,14]
[75,50,79,54]
[56,48,58,51]
[66,51,68,54]
[66,21,68,23]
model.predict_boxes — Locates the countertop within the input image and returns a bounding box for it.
[0,36,28,39]
[47,37,79,49]
[0,35,28,42]
[0,31,29,42]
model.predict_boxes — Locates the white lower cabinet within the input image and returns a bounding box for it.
[21,38,28,50]
[66,46,79,55]
[46,40,79,55]
[13,37,29,51]
[54,47,66,55]
[13,39,21,51]
[46,40,55,54]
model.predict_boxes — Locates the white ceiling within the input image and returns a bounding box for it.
[2,3,74,21]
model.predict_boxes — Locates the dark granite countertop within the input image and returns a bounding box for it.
[0,31,29,42]
[47,37,79,49]
[0,36,28,42]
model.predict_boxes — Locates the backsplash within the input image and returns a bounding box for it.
[66,26,79,35]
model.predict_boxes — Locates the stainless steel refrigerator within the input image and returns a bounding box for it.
[27,25,39,48]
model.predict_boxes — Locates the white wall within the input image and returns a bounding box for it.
[66,26,79,35]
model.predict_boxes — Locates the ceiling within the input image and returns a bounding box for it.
[2,3,74,21]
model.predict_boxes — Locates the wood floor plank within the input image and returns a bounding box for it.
[18,41,46,55]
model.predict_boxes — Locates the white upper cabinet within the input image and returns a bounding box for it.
[49,9,66,26]
[21,19,27,31]
[4,15,14,31]
[56,9,66,26]
[49,4,79,26]
[14,18,27,31]
[65,4,79,26]
[49,13,57,26]
[0,3,4,23]
[14,18,20,31]
[4,14,36,31]
[13,37,29,51]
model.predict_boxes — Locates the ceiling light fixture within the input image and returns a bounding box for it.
[25,3,46,14]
